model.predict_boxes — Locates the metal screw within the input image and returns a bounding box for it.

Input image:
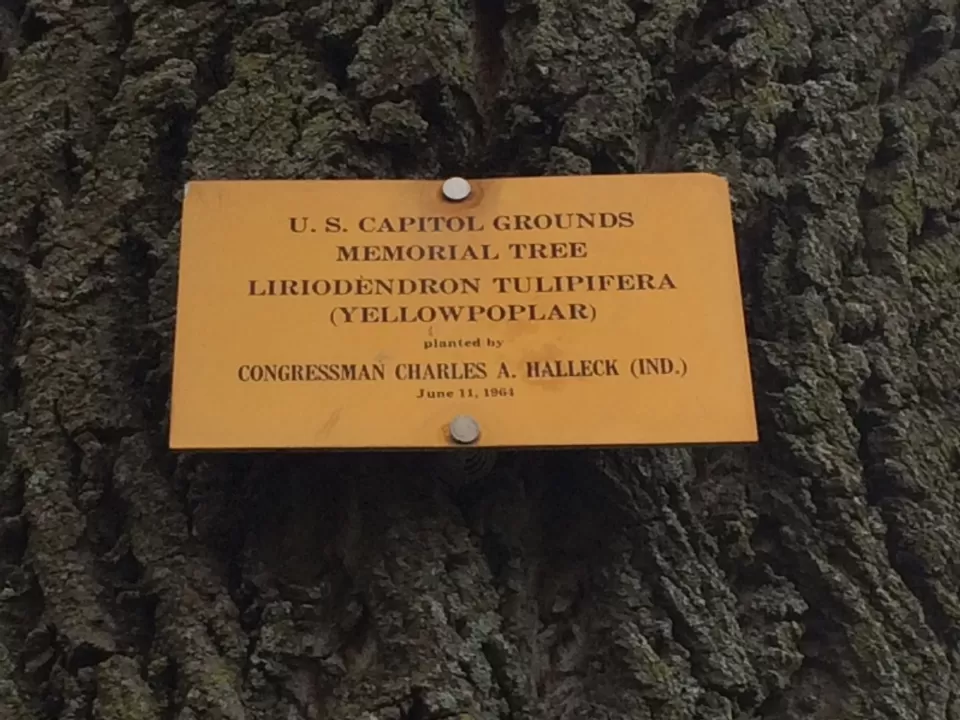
[442,177,471,202]
[448,415,480,445]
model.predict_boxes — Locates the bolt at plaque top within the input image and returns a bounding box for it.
[442,177,472,202]
[169,173,758,451]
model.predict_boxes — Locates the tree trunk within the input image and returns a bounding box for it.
[2,0,959,718]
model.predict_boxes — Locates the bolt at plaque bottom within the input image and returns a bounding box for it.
[448,415,480,445]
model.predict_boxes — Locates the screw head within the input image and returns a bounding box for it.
[442,177,471,202]
[448,415,480,445]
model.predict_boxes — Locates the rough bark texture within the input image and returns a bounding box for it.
[1,0,960,718]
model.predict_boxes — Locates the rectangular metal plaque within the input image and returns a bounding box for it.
[169,174,757,449]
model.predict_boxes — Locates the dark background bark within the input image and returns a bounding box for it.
[1,0,960,718]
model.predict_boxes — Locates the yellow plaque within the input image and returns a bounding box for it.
[169,174,758,450]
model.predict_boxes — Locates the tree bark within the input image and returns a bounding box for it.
[2,0,960,718]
